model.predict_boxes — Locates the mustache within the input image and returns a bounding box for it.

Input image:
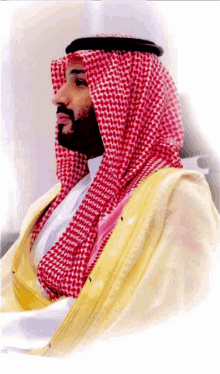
[56,104,74,119]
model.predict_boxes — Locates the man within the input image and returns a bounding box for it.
[1,35,220,357]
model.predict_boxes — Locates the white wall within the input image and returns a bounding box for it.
[154,1,220,210]
[155,1,220,161]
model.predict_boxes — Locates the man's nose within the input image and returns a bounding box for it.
[52,83,70,106]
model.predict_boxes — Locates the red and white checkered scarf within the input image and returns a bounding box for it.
[31,48,184,300]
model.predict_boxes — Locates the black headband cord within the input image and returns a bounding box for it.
[65,37,164,57]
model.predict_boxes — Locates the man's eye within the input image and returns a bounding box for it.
[75,79,88,87]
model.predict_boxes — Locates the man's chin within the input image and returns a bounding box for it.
[57,132,85,153]
[60,122,74,135]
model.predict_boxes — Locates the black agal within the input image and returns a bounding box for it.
[65,36,163,57]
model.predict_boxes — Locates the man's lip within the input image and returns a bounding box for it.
[56,113,70,119]
[56,114,71,124]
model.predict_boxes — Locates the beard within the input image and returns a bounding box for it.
[57,105,104,158]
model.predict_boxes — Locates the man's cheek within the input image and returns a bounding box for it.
[80,101,93,120]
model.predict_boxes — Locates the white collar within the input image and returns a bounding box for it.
[87,155,103,181]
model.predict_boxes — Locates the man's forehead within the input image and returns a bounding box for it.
[66,54,84,68]
[66,59,85,74]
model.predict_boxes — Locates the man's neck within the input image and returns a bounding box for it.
[85,142,104,160]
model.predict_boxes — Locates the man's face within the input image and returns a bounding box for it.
[52,57,104,158]
[52,58,92,133]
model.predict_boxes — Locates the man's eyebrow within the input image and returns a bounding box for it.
[64,69,85,79]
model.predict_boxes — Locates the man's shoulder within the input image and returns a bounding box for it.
[140,167,210,197]
[127,167,218,224]
[20,182,61,233]
[30,182,61,211]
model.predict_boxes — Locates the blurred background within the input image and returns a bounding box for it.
[1,1,220,257]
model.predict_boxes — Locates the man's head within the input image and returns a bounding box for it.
[52,56,104,159]
[51,37,166,161]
